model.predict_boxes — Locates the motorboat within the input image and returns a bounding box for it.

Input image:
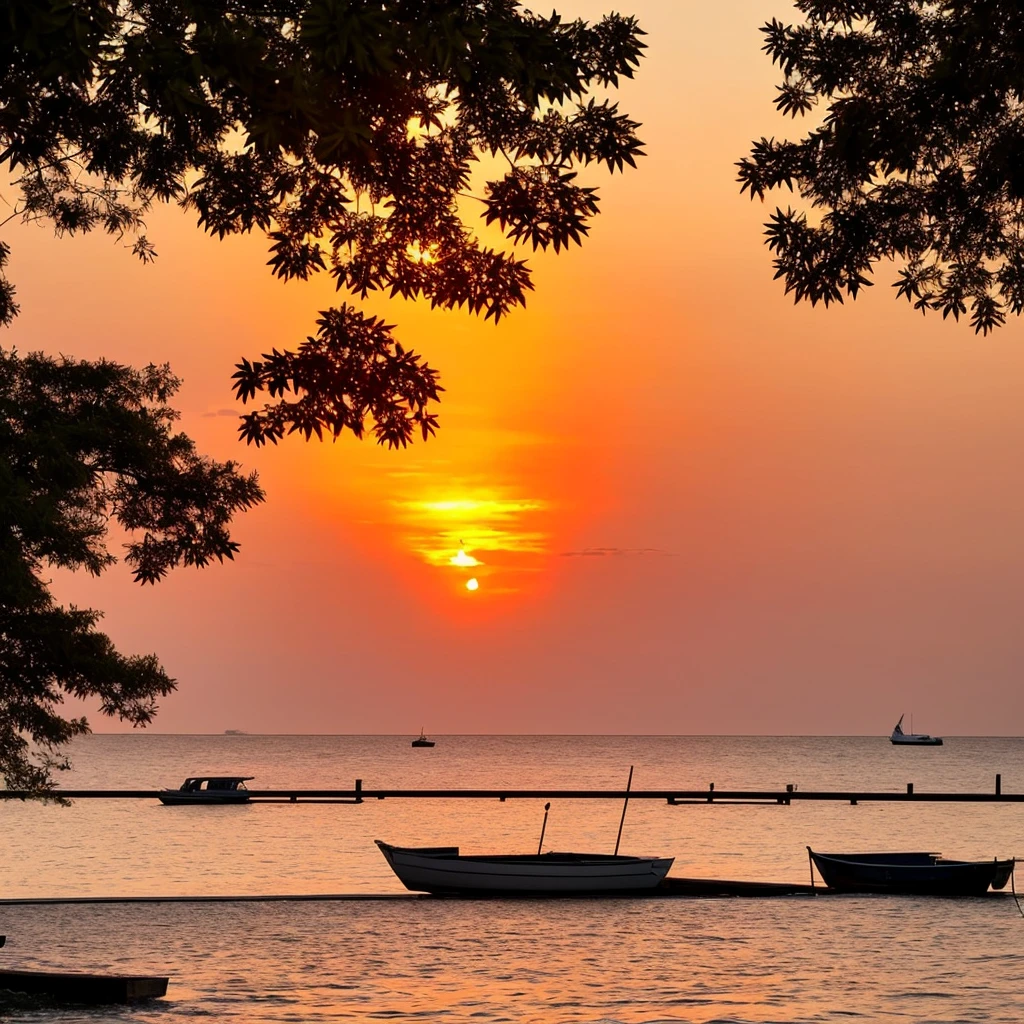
[158,776,254,805]
[411,729,435,748]
[890,714,943,745]
[808,848,1014,895]
[375,840,673,896]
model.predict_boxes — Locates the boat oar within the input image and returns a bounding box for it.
[537,802,551,855]
[614,765,634,856]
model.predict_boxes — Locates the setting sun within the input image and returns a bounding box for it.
[465,578,480,592]
[450,548,481,567]
[371,486,554,596]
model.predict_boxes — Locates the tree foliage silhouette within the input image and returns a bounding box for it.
[1,0,645,445]
[0,1,643,788]
[0,351,263,792]
[738,1,1024,334]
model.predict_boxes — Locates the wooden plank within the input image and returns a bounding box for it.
[659,876,827,897]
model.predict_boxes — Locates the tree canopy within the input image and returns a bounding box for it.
[0,350,263,791]
[1,0,645,445]
[0,1,644,788]
[738,1,1024,334]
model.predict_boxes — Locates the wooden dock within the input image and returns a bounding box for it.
[0,881,824,905]
[659,876,825,897]
[0,776,1015,804]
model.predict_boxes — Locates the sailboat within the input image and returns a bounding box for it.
[411,728,435,748]
[890,714,943,746]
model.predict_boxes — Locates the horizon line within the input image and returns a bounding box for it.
[81,732,1024,739]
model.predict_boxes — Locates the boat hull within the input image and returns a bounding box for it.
[809,849,1014,896]
[0,969,167,1004]
[376,841,673,896]
[158,791,251,805]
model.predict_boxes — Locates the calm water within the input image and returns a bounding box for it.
[3,735,1024,1022]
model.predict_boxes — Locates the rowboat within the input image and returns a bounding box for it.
[158,776,253,805]
[375,840,673,896]
[890,714,943,745]
[808,848,1014,895]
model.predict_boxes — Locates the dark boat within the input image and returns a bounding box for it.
[158,776,253,805]
[808,848,1014,895]
[411,729,435,748]
[0,969,168,1004]
[376,840,673,896]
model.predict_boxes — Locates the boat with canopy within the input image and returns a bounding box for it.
[158,776,254,805]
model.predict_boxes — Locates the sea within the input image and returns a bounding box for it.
[2,734,1024,1023]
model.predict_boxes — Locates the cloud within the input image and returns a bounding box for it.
[203,408,239,418]
[559,547,672,558]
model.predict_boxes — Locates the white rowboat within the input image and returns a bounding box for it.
[375,840,673,896]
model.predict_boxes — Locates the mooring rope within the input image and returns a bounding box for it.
[1011,860,1023,919]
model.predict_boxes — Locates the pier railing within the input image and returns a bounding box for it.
[0,776,1016,804]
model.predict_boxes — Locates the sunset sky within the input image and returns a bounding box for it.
[9,0,1024,735]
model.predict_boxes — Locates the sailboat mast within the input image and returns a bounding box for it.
[614,765,634,856]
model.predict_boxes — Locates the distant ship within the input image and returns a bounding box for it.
[224,730,248,736]
[890,714,943,746]
[412,729,435,748]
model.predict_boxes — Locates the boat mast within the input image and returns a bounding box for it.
[537,802,551,855]
[614,765,634,856]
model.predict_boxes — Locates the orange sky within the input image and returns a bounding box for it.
[10,0,1024,734]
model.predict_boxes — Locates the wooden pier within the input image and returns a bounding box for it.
[0,881,827,905]
[0,777,1016,804]
[659,876,823,897]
